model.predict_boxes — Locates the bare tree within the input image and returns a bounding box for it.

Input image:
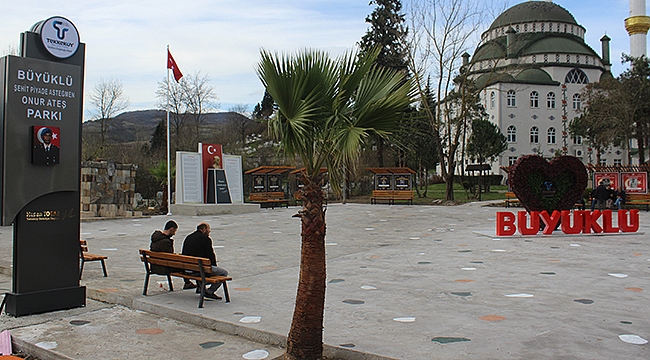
[405,0,496,200]
[88,78,130,157]
[183,72,218,144]
[3,44,19,56]
[156,72,218,151]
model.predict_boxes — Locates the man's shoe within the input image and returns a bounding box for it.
[183,283,197,290]
[204,292,222,300]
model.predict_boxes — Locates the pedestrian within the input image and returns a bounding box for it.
[181,222,228,300]
[594,180,609,211]
[614,186,626,210]
[150,220,196,289]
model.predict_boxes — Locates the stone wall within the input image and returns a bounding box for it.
[81,160,141,218]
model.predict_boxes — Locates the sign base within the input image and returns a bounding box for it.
[4,286,85,317]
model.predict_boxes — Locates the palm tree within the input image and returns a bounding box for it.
[257,47,413,360]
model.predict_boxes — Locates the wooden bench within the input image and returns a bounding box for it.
[139,249,232,308]
[79,239,108,280]
[504,191,520,208]
[250,191,289,208]
[370,190,414,205]
[626,193,650,211]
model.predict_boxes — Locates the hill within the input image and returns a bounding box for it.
[82,110,248,143]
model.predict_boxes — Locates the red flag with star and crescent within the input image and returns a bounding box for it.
[167,49,183,82]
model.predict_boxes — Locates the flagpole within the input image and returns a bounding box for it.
[166,45,172,216]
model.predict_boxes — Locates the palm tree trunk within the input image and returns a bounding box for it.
[284,177,326,360]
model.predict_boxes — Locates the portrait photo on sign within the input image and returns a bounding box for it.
[32,125,60,165]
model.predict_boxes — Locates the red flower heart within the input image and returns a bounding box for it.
[509,155,588,212]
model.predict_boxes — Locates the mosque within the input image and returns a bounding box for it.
[464,0,649,171]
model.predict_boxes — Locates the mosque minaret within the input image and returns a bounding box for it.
[626,0,650,57]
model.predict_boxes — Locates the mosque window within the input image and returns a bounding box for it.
[530,126,539,143]
[572,94,581,110]
[524,24,528,32]
[544,54,548,63]
[547,127,556,144]
[490,91,495,109]
[566,54,571,63]
[516,24,520,32]
[530,91,539,108]
[547,92,556,108]
[565,69,589,84]
[571,25,574,34]
[532,55,537,64]
[576,55,580,64]
[556,54,560,63]
[573,135,582,145]
[532,23,536,32]
[507,90,516,107]
[507,125,517,142]
[541,23,545,32]
[509,157,518,166]
[557,23,561,32]
[564,24,567,33]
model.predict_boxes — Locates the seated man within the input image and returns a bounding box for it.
[150,220,196,289]
[181,222,229,300]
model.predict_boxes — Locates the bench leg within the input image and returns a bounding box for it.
[198,286,205,308]
[143,273,150,295]
[223,281,230,303]
[167,275,174,291]
[79,260,85,280]
[100,260,108,277]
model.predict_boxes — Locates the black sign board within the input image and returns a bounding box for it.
[206,168,232,204]
[1,21,85,316]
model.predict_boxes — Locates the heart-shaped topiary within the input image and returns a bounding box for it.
[509,155,587,212]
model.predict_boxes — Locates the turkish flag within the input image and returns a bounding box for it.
[167,49,183,82]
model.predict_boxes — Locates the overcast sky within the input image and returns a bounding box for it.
[0,0,637,119]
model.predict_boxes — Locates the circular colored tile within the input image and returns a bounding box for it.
[361,285,377,290]
[233,288,251,291]
[632,252,642,256]
[454,279,474,283]
[480,315,506,321]
[432,337,471,344]
[329,279,345,284]
[574,299,594,304]
[340,343,356,348]
[625,287,643,292]
[199,341,224,349]
[608,273,628,278]
[540,272,556,276]
[70,320,90,326]
[393,317,416,323]
[343,299,365,305]
[618,334,648,345]
[370,255,381,259]
[505,293,534,298]
[242,349,269,359]
[451,292,472,297]
[239,316,262,323]
[98,288,118,293]
[418,261,432,264]
[136,328,164,335]
[620,321,633,325]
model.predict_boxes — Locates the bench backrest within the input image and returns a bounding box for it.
[80,239,89,253]
[250,192,285,201]
[140,249,212,274]
[627,193,650,201]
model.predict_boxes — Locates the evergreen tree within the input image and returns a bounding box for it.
[149,119,166,155]
[359,0,409,167]
[359,0,409,72]
[252,89,275,120]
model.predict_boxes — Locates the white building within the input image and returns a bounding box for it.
[466,1,624,171]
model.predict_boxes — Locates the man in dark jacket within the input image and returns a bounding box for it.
[181,222,229,300]
[149,220,196,289]
[594,180,609,210]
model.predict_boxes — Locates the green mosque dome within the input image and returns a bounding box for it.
[489,1,577,29]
